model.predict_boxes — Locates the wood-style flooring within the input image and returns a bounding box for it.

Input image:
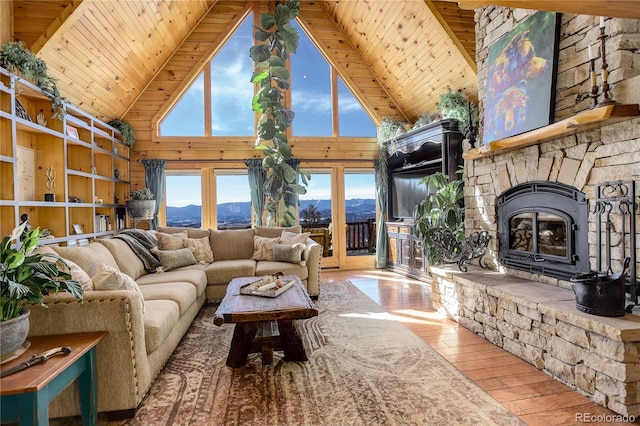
[323,269,636,426]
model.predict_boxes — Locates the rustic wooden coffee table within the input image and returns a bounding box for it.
[213,275,318,367]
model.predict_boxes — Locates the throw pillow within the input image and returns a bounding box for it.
[255,225,302,238]
[33,245,94,291]
[272,243,305,265]
[156,231,188,250]
[92,263,145,314]
[280,230,310,245]
[185,236,214,264]
[152,247,197,271]
[251,236,281,261]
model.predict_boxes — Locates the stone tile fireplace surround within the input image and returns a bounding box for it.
[429,9,640,416]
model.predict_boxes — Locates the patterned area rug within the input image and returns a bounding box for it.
[62,281,524,425]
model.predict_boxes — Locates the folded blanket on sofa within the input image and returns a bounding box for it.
[115,229,161,272]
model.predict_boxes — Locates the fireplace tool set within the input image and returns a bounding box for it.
[571,181,638,317]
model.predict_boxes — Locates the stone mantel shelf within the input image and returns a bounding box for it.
[463,104,640,160]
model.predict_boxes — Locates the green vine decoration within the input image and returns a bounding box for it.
[437,89,478,135]
[250,0,308,227]
[108,118,136,147]
[0,41,66,120]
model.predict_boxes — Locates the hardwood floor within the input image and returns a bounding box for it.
[322,268,636,426]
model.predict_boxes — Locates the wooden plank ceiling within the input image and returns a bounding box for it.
[9,1,640,125]
[11,0,477,125]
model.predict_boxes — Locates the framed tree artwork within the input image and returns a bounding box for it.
[482,11,561,144]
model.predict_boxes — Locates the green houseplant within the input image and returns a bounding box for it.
[108,118,136,147]
[412,171,465,265]
[1,222,83,356]
[250,0,308,227]
[126,188,155,219]
[437,89,478,138]
[0,41,66,120]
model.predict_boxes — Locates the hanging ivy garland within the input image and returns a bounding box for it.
[250,0,309,227]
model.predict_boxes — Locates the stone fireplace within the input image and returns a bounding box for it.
[428,8,640,416]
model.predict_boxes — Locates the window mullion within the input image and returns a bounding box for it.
[204,62,212,137]
[331,66,339,137]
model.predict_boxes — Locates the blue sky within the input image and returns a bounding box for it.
[162,14,376,207]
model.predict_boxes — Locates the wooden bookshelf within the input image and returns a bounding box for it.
[0,66,130,244]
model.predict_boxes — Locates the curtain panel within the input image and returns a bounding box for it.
[142,159,166,230]
[244,159,266,226]
[375,155,389,268]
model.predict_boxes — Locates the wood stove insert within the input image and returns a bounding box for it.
[497,181,590,280]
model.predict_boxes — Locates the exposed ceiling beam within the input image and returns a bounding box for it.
[440,1,640,19]
[425,0,476,73]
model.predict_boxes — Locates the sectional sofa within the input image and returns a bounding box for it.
[27,225,322,419]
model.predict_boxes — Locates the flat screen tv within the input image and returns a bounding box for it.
[391,173,429,219]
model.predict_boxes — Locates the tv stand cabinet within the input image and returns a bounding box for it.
[385,119,464,280]
[386,222,429,280]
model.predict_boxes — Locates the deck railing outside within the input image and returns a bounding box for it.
[302,218,376,256]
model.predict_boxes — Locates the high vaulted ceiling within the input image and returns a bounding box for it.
[6,1,640,127]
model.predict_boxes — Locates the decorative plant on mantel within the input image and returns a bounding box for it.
[0,41,66,119]
[250,0,309,227]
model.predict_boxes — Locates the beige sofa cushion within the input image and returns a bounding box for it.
[210,228,255,260]
[256,261,308,280]
[251,236,280,261]
[272,243,305,264]
[152,247,197,271]
[157,226,210,239]
[255,225,301,238]
[204,260,256,285]
[156,232,187,250]
[280,231,311,245]
[143,299,180,354]
[136,269,207,296]
[138,282,198,316]
[97,238,146,280]
[52,242,119,278]
[34,245,94,291]
[185,236,214,263]
[92,263,146,314]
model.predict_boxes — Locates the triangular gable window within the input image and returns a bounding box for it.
[291,21,376,137]
[160,14,254,136]
[160,14,375,138]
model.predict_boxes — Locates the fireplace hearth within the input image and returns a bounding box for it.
[497,181,590,280]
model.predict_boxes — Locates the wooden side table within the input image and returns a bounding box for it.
[0,331,107,426]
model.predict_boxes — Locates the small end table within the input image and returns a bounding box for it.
[0,331,108,425]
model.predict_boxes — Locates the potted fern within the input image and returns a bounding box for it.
[0,222,83,356]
